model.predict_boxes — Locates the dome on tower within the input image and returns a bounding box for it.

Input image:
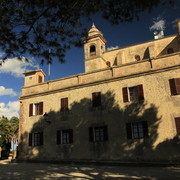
[88,23,103,37]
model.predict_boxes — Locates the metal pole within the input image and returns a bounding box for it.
[48,49,51,81]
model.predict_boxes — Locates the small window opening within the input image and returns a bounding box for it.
[106,61,111,67]
[135,55,141,61]
[90,45,96,56]
[167,48,174,54]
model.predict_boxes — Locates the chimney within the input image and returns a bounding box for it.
[177,18,180,35]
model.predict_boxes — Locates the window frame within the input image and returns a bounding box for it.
[122,85,144,103]
[29,102,43,116]
[60,97,69,112]
[57,129,73,144]
[126,121,148,139]
[92,92,101,107]
[29,132,43,146]
[169,78,180,96]
[175,117,180,135]
[89,126,108,142]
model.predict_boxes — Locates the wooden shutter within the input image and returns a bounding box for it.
[126,123,132,139]
[38,76,42,83]
[92,92,101,107]
[29,133,32,146]
[122,87,129,102]
[89,127,94,142]
[40,132,43,145]
[29,104,33,116]
[138,84,144,100]
[142,121,149,138]
[175,117,180,134]
[61,98,68,111]
[103,126,108,141]
[169,79,176,95]
[57,130,61,144]
[175,78,180,94]
[69,129,73,143]
[39,102,43,115]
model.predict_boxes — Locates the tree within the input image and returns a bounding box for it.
[0,116,19,159]
[0,0,176,64]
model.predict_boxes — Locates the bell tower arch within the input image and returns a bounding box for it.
[84,24,106,72]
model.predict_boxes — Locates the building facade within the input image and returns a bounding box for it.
[18,20,180,162]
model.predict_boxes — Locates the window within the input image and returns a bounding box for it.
[122,85,144,103]
[29,102,43,116]
[106,61,111,67]
[61,97,69,111]
[169,78,180,95]
[135,55,141,61]
[126,121,148,139]
[89,126,108,142]
[167,48,174,54]
[29,132,43,146]
[38,75,43,83]
[175,117,180,134]
[92,92,101,107]
[57,129,73,144]
[90,45,96,56]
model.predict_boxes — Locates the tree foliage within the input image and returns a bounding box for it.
[0,116,19,147]
[0,0,176,64]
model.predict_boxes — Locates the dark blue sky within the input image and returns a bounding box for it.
[0,2,179,118]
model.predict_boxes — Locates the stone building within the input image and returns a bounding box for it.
[18,20,180,162]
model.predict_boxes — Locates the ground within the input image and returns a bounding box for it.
[0,160,180,180]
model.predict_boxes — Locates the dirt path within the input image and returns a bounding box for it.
[0,160,179,180]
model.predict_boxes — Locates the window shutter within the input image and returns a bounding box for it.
[142,121,149,138]
[39,102,43,115]
[169,79,176,95]
[57,130,61,144]
[29,104,33,116]
[122,87,129,102]
[92,92,101,107]
[89,127,94,142]
[175,78,180,94]
[29,133,32,146]
[126,123,132,139]
[38,76,42,83]
[175,117,180,134]
[138,85,144,100]
[40,132,43,145]
[61,98,68,111]
[69,129,73,143]
[103,126,108,141]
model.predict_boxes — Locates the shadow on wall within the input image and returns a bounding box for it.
[18,91,180,162]
[157,35,180,56]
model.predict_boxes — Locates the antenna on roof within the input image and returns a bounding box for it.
[48,49,51,81]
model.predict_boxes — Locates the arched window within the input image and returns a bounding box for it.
[90,45,96,56]
[135,55,141,61]
[167,48,174,54]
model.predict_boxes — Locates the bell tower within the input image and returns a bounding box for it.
[84,24,106,72]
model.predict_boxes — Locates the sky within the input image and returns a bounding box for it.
[0,2,180,119]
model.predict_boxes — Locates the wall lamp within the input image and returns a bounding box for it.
[43,112,51,124]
